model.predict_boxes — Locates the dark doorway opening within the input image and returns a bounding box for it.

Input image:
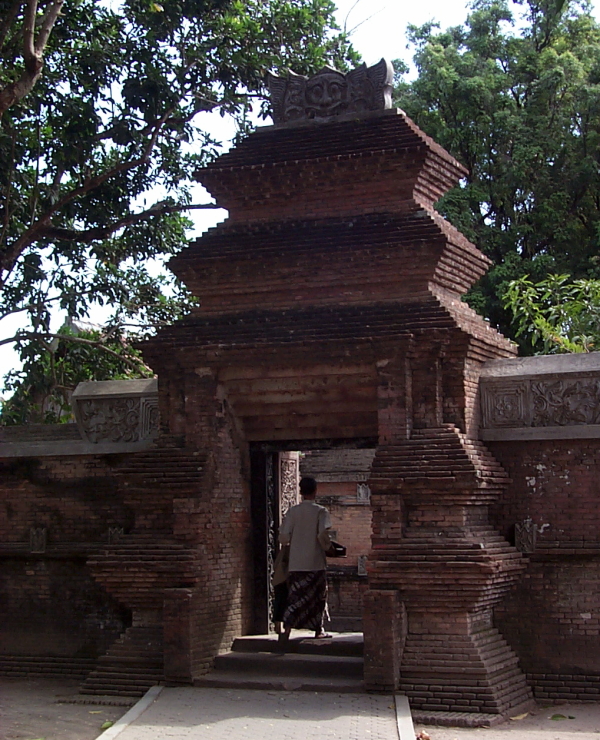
[249,438,377,635]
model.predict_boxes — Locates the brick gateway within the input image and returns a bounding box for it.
[140,60,530,715]
[1,62,599,716]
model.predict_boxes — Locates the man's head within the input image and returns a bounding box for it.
[299,476,318,499]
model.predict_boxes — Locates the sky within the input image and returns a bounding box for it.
[1,0,599,389]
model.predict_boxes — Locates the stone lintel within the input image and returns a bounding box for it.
[0,439,156,458]
[72,378,158,399]
[481,424,600,441]
[480,353,600,378]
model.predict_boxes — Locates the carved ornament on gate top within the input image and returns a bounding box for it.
[267,59,393,124]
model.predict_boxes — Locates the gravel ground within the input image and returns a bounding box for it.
[0,678,131,740]
[1,677,599,740]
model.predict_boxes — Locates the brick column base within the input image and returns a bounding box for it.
[399,611,533,714]
[164,588,194,683]
[363,589,406,691]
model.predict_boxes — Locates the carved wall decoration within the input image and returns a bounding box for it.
[79,398,141,443]
[72,379,159,444]
[280,452,300,519]
[267,59,393,124]
[481,370,600,437]
[357,483,371,503]
[515,519,537,553]
[481,382,529,428]
[357,555,368,576]
[108,527,124,544]
[266,453,277,628]
[140,396,160,438]
[30,527,47,553]
[532,379,600,426]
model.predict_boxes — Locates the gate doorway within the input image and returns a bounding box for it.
[249,441,376,635]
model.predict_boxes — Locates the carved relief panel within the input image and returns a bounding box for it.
[279,452,300,519]
[481,376,600,429]
[73,379,159,444]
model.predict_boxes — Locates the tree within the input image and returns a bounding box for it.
[0,321,153,424]
[0,0,358,420]
[503,272,600,353]
[393,0,600,349]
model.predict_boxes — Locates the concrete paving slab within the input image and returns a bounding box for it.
[105,686,400,740]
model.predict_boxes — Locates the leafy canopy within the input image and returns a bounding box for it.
[504,273,600,353]
[0,323,152,424]
[393,0,600,349]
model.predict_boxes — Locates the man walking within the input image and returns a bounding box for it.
[278,476,332,648]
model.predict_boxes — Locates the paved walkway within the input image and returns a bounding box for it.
[102,686,403,740]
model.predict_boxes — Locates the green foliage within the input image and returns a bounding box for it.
[0,0,358,418]
[394,0,600,346]
[0,325,153,424]
[503,273,600,353]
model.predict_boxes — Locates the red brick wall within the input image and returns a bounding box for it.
[313,481,371,627]
[0,456,131,659]
[317,481,372,567]
[489,439,600,699]
[489,440,600,542]
[169,381,255,672]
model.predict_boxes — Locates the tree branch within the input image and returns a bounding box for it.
[0,0,23,50]
[39,201,221,244]
[0,0,64,118]
[0,108,173,283]
[1,330,153,372]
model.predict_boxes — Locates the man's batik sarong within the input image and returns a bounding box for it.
[282,570,327,632]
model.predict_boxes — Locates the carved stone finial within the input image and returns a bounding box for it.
[267,59,394,125]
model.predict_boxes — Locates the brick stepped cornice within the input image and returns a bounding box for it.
[116,446,206,493]
[370,426,509,502]
[195,110,467,220]
[170,212,490,310]
[144,301,463,368]
[198,110,460,170]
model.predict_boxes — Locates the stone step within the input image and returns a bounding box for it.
[232,632,363,656]
[214,651,364,679]
[196,632,365,694]
[0,655,95,680]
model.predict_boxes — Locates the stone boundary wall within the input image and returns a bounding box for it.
[0,356,599,698]
[482,354,600,701]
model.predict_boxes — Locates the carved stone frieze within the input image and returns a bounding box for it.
[481,369,600,434]
[267,59,393,124]
[481,382,530,428]
[532,379,600,426]
[79,397,141,443]
[72,379,159,445]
